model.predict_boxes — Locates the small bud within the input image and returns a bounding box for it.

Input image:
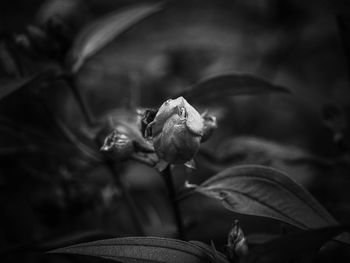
[146,97,204,164]
[140,108,158,137]
[100,130,134,159]
[226,219,249,262]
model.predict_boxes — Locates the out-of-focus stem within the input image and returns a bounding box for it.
[161,166,185,240]
[65,75,145,236]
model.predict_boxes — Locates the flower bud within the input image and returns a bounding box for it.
[146,97,204,165]
[226,219,249,262]
[100,130,134,159]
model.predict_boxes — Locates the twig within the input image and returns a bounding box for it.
[161,165,185,240]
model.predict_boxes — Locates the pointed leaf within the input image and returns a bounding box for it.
[244,226,348,263]
[49,237,220,263]
[189,165,350,245]
[69,4,162,73]
[177,73,289,103]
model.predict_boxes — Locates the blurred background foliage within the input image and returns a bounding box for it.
[1,0,350,262]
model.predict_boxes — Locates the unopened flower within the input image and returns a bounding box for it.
[145,96,213,168]
[226,219,249,262]
[99,113,155,164]
[100,130,134,159]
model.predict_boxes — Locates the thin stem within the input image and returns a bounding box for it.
[65,75,146,235]
[161,165,185,240]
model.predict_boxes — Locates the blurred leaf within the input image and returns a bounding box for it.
[197,136,333,176]
[189,241,230,263]
[185,165,350,245]
[0,41,20,76]
[49,236,220,262]
[177,73,290,103]
[244,226,348,263]
[216,136,327,165]
[54,117,102,162]
[69,4,162,73]
[0,72,52,101]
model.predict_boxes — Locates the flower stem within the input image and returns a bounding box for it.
[65,75,145,236]
[161,165,185,240]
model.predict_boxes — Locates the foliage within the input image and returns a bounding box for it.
[1,1,350,263]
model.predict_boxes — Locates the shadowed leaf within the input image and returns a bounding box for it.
[49,236,220,263]
[244,226,348,263]
[69,4,162,73]
[177,73,289,104]
[185,165,350,245]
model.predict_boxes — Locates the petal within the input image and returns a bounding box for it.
[182,98,204,136]
[154,114,201,163]
[151,98,180,136]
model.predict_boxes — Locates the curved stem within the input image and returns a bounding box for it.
[161,166,185,240]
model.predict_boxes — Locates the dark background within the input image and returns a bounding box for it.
[1,0,350,262]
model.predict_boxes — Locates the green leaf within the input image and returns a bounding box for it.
[69,4,162,73]
[244,226,348,263]
[49,237,220,263]
[188,165,350,245]
[177,73,290,104]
